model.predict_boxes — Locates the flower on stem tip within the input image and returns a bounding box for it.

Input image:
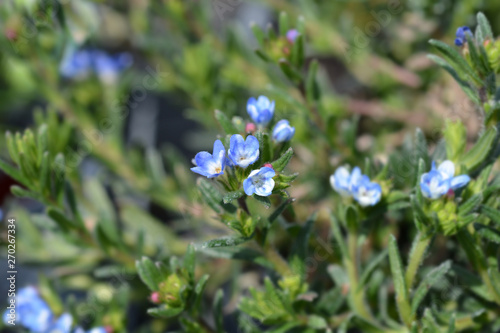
[330,166,382,207]
[420,160,470,199]
[455,26,473,46]
[272,119,295,142]
[191,140,226,178]
[247,96,275,126]
[228,134,259,168]
[243,167,276,196]
[286,29,300,43]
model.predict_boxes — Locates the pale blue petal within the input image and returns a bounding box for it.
[450,174,470,190]
[255,178,275,197]
[243,178,256,195]
[438,160,455,179]
[194,151,212,168]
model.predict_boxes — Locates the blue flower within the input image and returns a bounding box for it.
[228,134,260,168]
[46,312,73,333]
[2,286,74,333]
[455,26,473,46]
[286,29,300,43]
[60,49,93,79]
[420,160,470,199]
[191,140,226,178]
[92,50,133,84]
[60,48,132,84]
[272,120,295,142]
[330,166,361,197]
[330,166,382,206]
[243,167,276,196]
[247,96,275,126]
[351,175,382,207]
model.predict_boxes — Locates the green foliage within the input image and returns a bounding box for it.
[2,2,500,333]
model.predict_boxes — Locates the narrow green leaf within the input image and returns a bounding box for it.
[0,158,28,185]
[329,212,347,257]
[444,121,467,162]
[250,22,265,46]
[427,54,480,104]
[268,198,295,224]
[271,147,293,172]
[198,236,250,249]
[279,59,302,82]
[358,249,388,291]
[47,207,75,232]
[6,132,19,164]
[291,34,304,68]
[447,313,456,333]
[147,305,183,318]
[429,39,482,85]
[327,265,349,286]
[215,109,238,135]
[194,274,210,310]
[411,260,452,315]
[184,244,196,282]
[253,194,271,208]
[306,59,320,103]
[474,223,500,244]
[462,127,498,171]
[223,189,244,204]
[458,194,483,216]
[481,205,500,227]
[136,257,164,291]
[197,178,223,214]
[278,12,288,36]
[388,235,412,327]
[477,12,493,41]
[214,289,224,333]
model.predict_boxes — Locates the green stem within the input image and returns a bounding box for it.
[345,231,373,321]
[405,233,432,292]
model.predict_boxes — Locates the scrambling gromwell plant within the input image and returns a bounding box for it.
[4,4,500,333]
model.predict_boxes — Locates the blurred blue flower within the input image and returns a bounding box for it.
[228,135,259,168]
[60,49,93,79]
[247,96,275,126]
[1,286,75,333]
[47,312,73,333]
[60,48,132,84]
[272,119,295,142]
[330,166,361,197]
[351,175,382,207]
[243,167,276,196]
[286,29,300,43]
[455,26,473,46]
[420,160,470,199]
[191,140,226,178]
[330,166,381,206]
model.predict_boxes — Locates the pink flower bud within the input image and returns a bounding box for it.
[245,122,256,133]
[263,163,273,169]
[150,291,161,304]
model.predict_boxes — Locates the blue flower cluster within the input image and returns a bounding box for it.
[60,47,132,84]
[455,26,473,46]
[330,166,382,207]
[191,95,295,197]
[247,96,296,143]
[420,160,470,199]
[2,286,106,333]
